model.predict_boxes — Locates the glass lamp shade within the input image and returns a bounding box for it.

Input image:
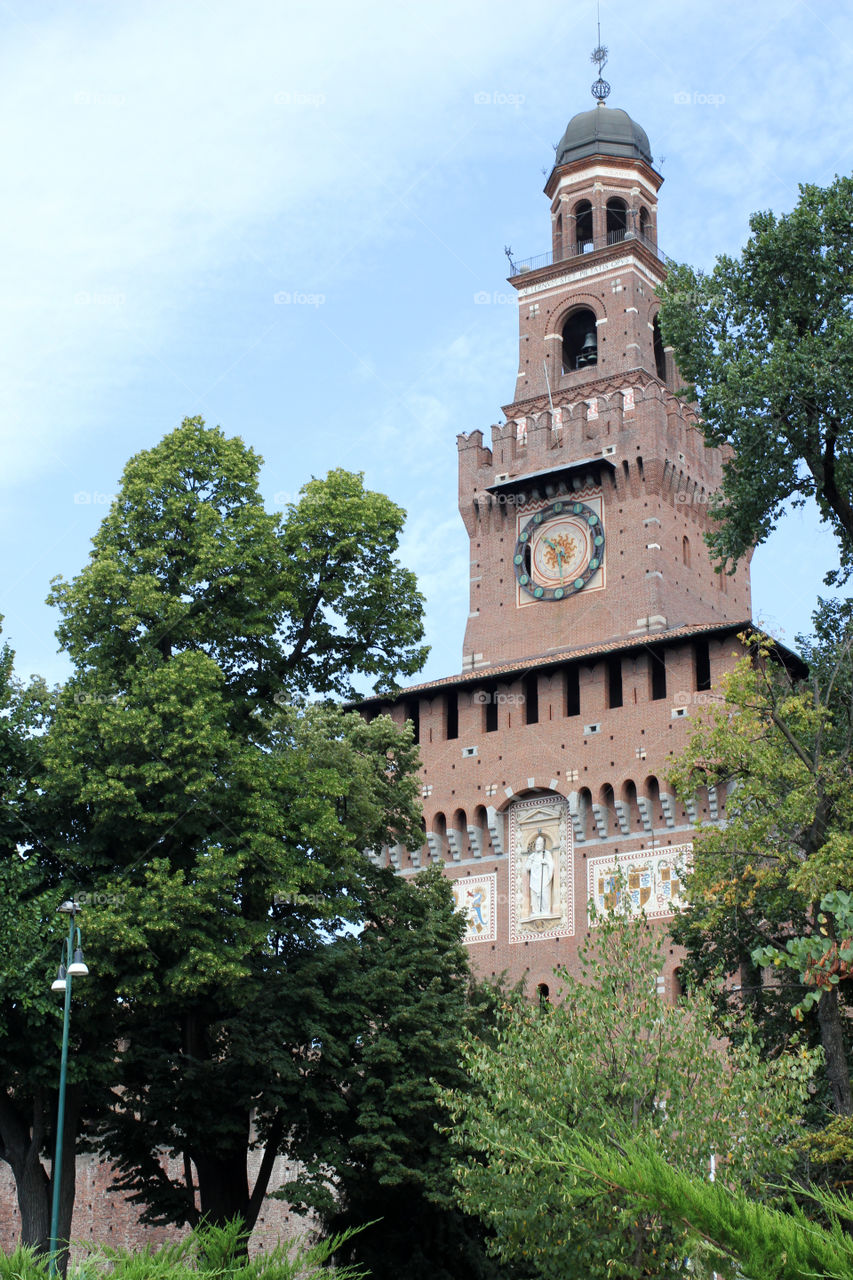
[51,964,67,993]
[67,948,88,977]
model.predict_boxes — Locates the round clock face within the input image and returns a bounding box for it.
[514,500,604,601]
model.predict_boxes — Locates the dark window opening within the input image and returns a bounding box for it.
[446,691,458,740]
[524,674,539,725]
[606,197,628,244]
[484,688,498,733]
[574,199,593,252]
[562,308,598,372]
[537,983,550,1006]
[404,700,420,744]
[650,650,667,701]
[653,315,667,381]
[695,639,711,691]
[566,665,580,716]
[639,205,650,240]
[607,657,623,709]
[637,455,644,481]
[682,535,691,567]
[554,211,563,257]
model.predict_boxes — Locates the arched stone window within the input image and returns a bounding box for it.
[574,199,593,252]
[433,811,447,858]
[652,314,667,381]
[606,197,628,244]
[621,779,640,830]
[682,535,691,567]
[562,307,598,372]
[578,786,593,840]
[639,205,651,242]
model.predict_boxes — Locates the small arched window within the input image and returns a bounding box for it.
[652,314,667,382]
[574,199,593,253]
[554,211,564,259]
[621,779,639,830]
[606,197,628,243]
[639,205,650,242]
[537,983,550,1006]
[578,787,593,840]
[682,535,691,567]
[433,812,447,859]
[562,307,598,372]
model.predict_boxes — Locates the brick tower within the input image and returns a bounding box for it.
[361,90,753,997]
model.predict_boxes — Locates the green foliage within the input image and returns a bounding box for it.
[3,1221,369,1279]
[282,865,519,1280]
[553,1133,853,1280]
[754,891,853,1017]
[443,904,814,1279]
[0,1244,52,1279]
[31,416,431,1232]
[669,622,853,1113]
[46,417,427,699]
[657,174,853,579]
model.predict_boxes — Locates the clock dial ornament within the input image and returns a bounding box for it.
[514,500,604,601]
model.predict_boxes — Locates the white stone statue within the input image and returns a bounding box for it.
[526,832,555,917]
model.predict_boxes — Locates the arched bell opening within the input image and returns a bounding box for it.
[562,307,598,373]
[574,199,593,253]
[606,197,628,245]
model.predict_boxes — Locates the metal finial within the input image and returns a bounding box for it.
[590,2,611,102]
[504,245,517,273]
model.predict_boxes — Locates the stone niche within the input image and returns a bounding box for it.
[508,794,573,944]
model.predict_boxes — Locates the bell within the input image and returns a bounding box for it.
[576,329,598,368]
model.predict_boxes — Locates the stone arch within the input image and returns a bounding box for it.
[573,197,593,251]
[560,304,601,373]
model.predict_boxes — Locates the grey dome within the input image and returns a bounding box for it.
[554,104,652,167]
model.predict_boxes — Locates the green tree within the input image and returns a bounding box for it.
[657,174,853,578]
[283,865,522,1280]
[0,632,104,1266]
[669,624,853,1117]
[443,903,815,1280]
[36,417,429,1234]
[550,1134,853,1280]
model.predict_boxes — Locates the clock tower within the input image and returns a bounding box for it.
[360,84,757,997]
[460,99,750,672]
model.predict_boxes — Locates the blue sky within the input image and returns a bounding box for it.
[1,0,851,691]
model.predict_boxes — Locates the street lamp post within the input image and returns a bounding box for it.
[48,900,89,1279]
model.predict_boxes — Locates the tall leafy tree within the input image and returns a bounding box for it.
[657,174,853,578]
[670,621,853,1117]
[0,639,121,1272]
[283,865,522,1280]
[37,416,429,1232]
[0,633,89,1265]
[443,904,814,1280]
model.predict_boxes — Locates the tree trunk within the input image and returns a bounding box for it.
[817,986,853,1116]
[192,1144,251,1231]
[18,1144,51,1251]
[0,1090,51,1253]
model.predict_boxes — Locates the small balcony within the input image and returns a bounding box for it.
[508,230,669,278]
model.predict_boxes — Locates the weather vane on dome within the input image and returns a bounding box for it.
[590,0,611,103]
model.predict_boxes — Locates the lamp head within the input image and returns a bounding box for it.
[51,964,67,993]
[67,947,88,977]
